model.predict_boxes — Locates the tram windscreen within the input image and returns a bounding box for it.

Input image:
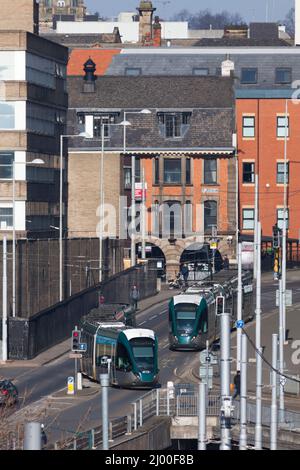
[130,338,155,372]
[174,303,197,334]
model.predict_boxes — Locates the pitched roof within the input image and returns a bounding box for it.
[67,49,121,76]
[67,75,234,109]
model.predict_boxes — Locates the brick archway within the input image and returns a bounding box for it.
[135,235,206,280]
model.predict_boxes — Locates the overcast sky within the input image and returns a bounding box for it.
[85,0,293,22]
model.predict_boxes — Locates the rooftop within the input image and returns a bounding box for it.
[68,75,234,109]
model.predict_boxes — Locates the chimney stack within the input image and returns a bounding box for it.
[137,1,156,43]
[221,59,235,77]
[153,16,162,47]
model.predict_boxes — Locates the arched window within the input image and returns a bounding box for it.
[204,200,217,233]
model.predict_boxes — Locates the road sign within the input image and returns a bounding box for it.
[276,289,292,307]
[67,376,74,395]
[79,343,87,352]
[199,366,213,389]
[69,353,83,359]
[236,320,245,329]
[200,350,218,365]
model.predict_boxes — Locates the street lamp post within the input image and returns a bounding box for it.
[123,110,151,267]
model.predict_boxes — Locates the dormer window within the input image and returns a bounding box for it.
[157,112,191,139]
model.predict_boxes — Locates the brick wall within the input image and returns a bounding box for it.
[68,151,121,238]
[0,0,38,34]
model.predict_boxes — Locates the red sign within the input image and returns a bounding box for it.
[135,183,147,200]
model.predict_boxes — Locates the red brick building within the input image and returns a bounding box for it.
[236,90,300,241]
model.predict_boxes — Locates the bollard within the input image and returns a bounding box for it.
[139,399,143,427]
[156,388,160,416]
[126,415,132,435]
[133,402,137,430]
[24,422,42,450]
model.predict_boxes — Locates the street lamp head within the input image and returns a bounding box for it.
[140,109,151,114]
[79,132,93,138]
[30,159,45,165]
[120,120,131,126]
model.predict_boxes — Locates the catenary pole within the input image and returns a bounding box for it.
[2,234,7,362]
[237,242,243,371]
[253,174,259,280]
[255,221,262,449]
[278,278,285,423]
[141,166,146,260]
[270,334,278,450]
[239,333,247,450]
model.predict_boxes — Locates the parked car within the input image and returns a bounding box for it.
[0,380,18,407]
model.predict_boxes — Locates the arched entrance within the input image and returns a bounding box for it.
[136,242,166,278]
[180,242,223,280]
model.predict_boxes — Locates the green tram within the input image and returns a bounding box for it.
[168,270,253,350]
[80,318,159,389]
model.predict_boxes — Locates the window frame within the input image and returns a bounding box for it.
[204,200,217,233]
[241,68,258,84]
[277,116,289,138]
[242,162,255,184]
[157,112,191,139]
[124,67,142,76]
[276,162,289,184]
[242,208,255,230]
[0,152,14,180]
[192,67,209,76]
[275,68,292,84]
[186,157,191,184]
[242,116,255,138]
[0,205,13,230]
[203,158,217,185]
[163,158,182,184]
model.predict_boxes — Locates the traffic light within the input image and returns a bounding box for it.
[272,224,282,249]
[273,247,281,280]
[71,329,81,352]
[216,296,225,316]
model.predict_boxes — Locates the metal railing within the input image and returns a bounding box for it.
[232,400,300,431]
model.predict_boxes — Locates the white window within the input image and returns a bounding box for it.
[277,116,289,138]
[0,51,26,81]
[242,209,254,230]
[0,101,26,130]
[242,117,255,138]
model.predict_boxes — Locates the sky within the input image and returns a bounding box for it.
[85,0,293,23]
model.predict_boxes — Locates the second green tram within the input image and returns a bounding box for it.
[80,320,159,389]
[169,270,253,350]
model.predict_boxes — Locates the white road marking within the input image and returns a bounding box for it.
[140,321,146,325]
[150,315,157,320]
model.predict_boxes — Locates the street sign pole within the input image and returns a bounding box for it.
[219,310,232,450]
[198,382,207,450]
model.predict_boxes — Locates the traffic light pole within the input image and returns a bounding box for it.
[239,333,247,450]
[237,242,243,371]
[255,222,263,450]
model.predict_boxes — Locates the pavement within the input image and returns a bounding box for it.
[0,284,179,368]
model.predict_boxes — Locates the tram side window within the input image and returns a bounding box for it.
[96,343,107,366]
[200,308,208,334]
[116,343,132,372]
